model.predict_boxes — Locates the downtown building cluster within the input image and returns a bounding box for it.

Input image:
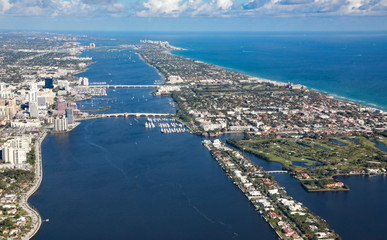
[0,32,94,239]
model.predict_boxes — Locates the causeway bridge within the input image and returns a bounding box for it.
[266,170,288,174]
[84,112,172,119]
[88,85,160,89]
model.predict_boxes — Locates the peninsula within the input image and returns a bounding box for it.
[131,40,386,193]
[0,33,386,240]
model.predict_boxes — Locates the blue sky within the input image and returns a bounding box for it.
[0,0,386,31]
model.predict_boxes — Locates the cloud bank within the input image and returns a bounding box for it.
[136,0,387,17]
[0,0,126,17]
[0,0,386,18]
[136,0,234,17]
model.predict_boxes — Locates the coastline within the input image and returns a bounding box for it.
[136,45,386,193]
[21,131,47,240]
[22,39,385,239]
[171,50,386,111]
[203,139,340,239]
[134,52,166,83]
[138,46,385,139]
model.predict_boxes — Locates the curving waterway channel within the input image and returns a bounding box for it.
[30,37,387,240]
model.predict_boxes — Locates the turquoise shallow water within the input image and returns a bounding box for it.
[83,31,387,109]
[168,32,387,110]
[29,32,387,240]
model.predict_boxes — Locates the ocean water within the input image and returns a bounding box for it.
[85,31,387,110]
[170,32,387,110]
[29,32,387,240]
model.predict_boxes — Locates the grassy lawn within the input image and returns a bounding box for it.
[228,135,387,178]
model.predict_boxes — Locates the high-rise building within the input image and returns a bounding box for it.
[1,137,31,165]
[54,116,68,132]
[28,91,37,103]
[37,96,47,109]
[2,147,27,165]
[0,98,17,120]
[0,83,14,99]
[29,82,38,103]
[38,89,55,106]
[44,78,54,89]
[68,102,78,110]
[57,80,70,90]
[66,107,74,124]
[57,99,67,113]
[79,77,89,86]
[29,102,39,118]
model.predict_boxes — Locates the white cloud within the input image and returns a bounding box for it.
[137,0,235,17]
[136,0,387,17]
[0,0,386,18]
[137,0,187,17]
[215,0,233,10]
[0,0,126,17]
[241,0,387,16]
[51,0,92,17]
[0,0,12,13]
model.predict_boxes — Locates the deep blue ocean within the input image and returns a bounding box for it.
[82,31,387,110]
[29,32,387,240]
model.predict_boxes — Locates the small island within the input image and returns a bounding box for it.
[0,33,385,239]
[227,135,386,192]
[203,139,340,239]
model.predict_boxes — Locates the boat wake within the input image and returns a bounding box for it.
[180,187,239,238]
[83,121,136,187]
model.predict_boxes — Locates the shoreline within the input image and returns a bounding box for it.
[21,38,383,239]
[171,50,386,111]
[21,131,47,240]
[135,45,387,194]
[203,139,340,239]
[134,52,166,83]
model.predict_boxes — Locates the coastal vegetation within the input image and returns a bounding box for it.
[228,135,387,191]
[1,33,386,239]
[83,105,111,113]
[26,146,36,165]
[204,139,340,239]
[0,169,35,238]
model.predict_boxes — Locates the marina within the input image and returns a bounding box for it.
[144,118,188,134]
[28,32,387,240]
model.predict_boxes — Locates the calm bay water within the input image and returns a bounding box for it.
[30,43,276,240]
[30,119,276,240]
[84,31,387,109]
[30,32,387,239]
[246,153,387,240]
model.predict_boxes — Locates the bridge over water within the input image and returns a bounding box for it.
[81,112,172,119]
[88,85,160,89]
[266,170,288,174]
[102,112,171,117]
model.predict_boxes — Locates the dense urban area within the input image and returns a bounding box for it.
[135,42,387,191]
[0,32,385,239]
[0,32,96,239]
